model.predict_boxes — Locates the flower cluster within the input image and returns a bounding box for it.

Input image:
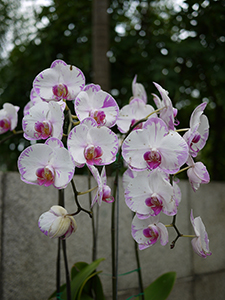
[121,79,211,257]
[1,59,211,258]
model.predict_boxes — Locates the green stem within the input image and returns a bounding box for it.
[58,189,71,300]
[0,130,23,144]
[175,128,189,132]
[134,236,145,300]
[62,239,71,300]
[111,151,120,300]
[122,107,165,141]
[170,215,183,249]
[56,238,61,298]
[88,170,98,262]
[70,178,92,217]
[181,234,196,238]
[78,185,97,196]
[174,165,191,176]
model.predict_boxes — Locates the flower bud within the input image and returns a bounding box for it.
[38,205,77,239]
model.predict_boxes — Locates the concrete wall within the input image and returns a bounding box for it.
[0,171,225,300]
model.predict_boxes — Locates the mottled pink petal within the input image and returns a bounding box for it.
[33,59,85,101]
[75,84,119,127]
[116,98,156,133]
[132,75,147,103]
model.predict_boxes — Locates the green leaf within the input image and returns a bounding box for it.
[78,293,94,300]
[91,274,106,300]
[71,262,89,280]
[60,257,105,300]
[142,272,176,300]
[77,270,102,300]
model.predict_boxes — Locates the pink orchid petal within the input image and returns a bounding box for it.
[75,85,119,127]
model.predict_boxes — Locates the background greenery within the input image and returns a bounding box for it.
[0,0,224,181]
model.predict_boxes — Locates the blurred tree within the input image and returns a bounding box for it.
[164,0,225,181]
[92,0,110,91]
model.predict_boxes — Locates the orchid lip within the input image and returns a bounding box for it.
[34,120,52,139]
[84,144,103,164]
[130,119,143,130]
[145,194,163,215]
[36,166,55,187]
[143,225,159,244]
[89,110,106,126]
[0,118,10,130]
[52,83,68,99]
[143,149,162,170]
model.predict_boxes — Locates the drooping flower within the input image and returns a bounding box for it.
[187,156,210,192]
[22,101,64,140]
[38,205,77,239]
[75,84,119,127]
[183,102,209,157]
[33,59,85,102]
[88,165,114,206]
[18,137,75,189]
[122,117,188,174]
[152,82,178,130]
[116,98,156,133]
[132,214,168,250]
[67,117,118,167]
[132,75,147,103]
[0,103,19,134]
[190,210,212,258]
[123,168,176,217]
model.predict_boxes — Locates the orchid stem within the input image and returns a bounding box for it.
[169,215,183,249]
[70,178,92,217]
[56,238,61,298]
[0,130,23,144]
[175,128,189,132]
[62,239,71,300]
[123,106,165,141]
[146,106,164,118]
[174,166,191,176]
[111,147,121,300]
[78,185,98,196]
[57,189,71,300]
[182,234,196,238]
[88,170,98,262]
[134,231,145,300]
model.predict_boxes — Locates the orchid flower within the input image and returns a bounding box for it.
[190,210,212,258]
[122,117,188,174]
[132,214,168,250]
[187,156,210,191]
[38,205,77,239]
[132,75,147,103]
[33,59,85,101]
[75,84,119,127]
[67,117,118,167]
[22,101,64,140]
[18,137,75,189]
[116,98,156,133]
[88,165,114,206]
[23,88,66,116]
[0,103,19,134]
[183,102,209,157]
[152,82,178,130]
[123,168,177,217]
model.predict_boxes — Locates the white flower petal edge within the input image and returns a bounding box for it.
[190,210,212,258]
